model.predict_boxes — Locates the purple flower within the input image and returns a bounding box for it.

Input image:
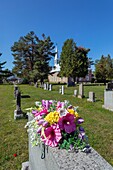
[37,126,42,133]
[77,118,84,124]
[57,101,65,109]
[78,126,85,139]
[42,100,53,110]
[58,113,76,133]
[32,110,38,115]
[38,119,45,125]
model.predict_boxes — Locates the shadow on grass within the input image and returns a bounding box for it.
[21,95,30,98]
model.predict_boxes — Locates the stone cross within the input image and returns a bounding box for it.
[87,92,95,102]
[14,90,23,120]
[14,85,18,98]
[78,83,84,98]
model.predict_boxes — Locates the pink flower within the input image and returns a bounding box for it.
[35,109,48,117]
[57,101,65,109]
[42,124,62,147]
[32,110,38,115]
[58,113,76,133]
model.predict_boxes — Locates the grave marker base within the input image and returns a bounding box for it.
[14,110,23,120]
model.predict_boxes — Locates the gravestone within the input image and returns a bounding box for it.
[106,83,113,90]
[14,85,18,98]
[102,90,113,111]
[25,114,113,170]
[34,82,38,88]
[46,82,49,90]
[14,90,23,120]
[87,92,95,102]
[27,115,113,170]
[44,83,47,90]
[61,85,64,95]
[73,90,77,97]
[49,84,52,91]
[78,83,84,98]
[59,86,62,94]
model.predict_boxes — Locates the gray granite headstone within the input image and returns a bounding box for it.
[87,92,95,102]
[27,115,113,170]
[78,83,84,98]
[106,83,113,90]
[102,90,113,111]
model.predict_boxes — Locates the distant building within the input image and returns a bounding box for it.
[7,75,23,84]
[48,46,93,84]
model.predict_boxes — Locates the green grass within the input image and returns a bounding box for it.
[0,84,113,169]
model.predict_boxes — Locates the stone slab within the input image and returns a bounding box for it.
[102,90,113,111]
[29,142,113,170]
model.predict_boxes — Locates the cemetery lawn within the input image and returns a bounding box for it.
[0,84,113,169]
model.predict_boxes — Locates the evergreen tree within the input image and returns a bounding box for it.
[59,39,91,82]
[95,55,113,83]
[11,31,55,83]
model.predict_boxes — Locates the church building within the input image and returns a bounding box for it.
[48,46,93,84]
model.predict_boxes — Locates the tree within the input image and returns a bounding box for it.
[95,54,113,83]
[0,53,12,83]
[11,31,55,84]
[59,39,91,82]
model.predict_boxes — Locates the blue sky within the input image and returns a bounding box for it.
[1,0,113,71]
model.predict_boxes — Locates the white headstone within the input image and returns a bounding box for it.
[102,90,113,111]
[61,86,64,95]
[59,86,62,94]
[87,92,95,102]
[78,83,84,98]
[44,83,47,90]
[49,84,52,91]
[74,90,77,97]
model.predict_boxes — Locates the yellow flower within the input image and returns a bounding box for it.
[67,109,79,118]
[37,107,42,111]
[44,111,59,125]
[74,112,79,118]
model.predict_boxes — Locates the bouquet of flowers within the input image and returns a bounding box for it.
[25,100,90,152]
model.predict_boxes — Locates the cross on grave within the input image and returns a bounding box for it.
[14,90,23,120]
[14,85,18,98]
